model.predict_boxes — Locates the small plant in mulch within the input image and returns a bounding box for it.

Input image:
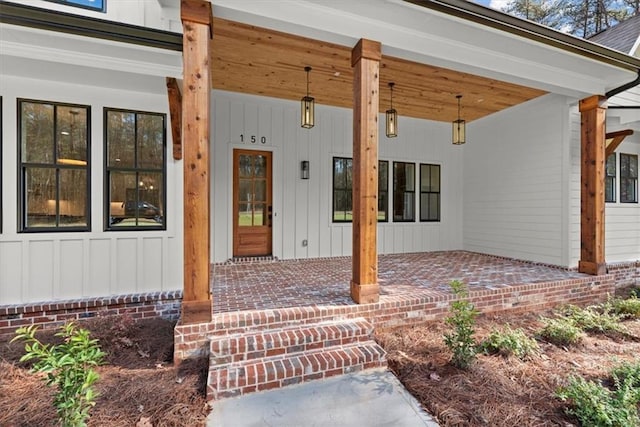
[559,304,625,334]
[477,325,539,360]
[443,280,479,370]
[557,362,640,427]
[538,317,584,346]
[12,322,105,427]
[609,295,640,320]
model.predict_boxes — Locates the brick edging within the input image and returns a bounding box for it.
[0,290,183,336]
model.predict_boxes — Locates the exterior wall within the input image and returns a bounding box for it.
[2,0,181,32]
[0,75,183,305]
[210,90,464,263]
[463,94,572,266]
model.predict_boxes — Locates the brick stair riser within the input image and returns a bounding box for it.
[209,320,373,365]
[208,341,387,400]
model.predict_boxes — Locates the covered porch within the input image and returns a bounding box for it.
[177,0,640,326]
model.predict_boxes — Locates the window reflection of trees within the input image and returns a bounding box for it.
[20,100,89,229]
[106,109,165,229]
[237,154,267,226]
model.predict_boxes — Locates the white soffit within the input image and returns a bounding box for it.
[210,0,636,98]
[0,23,182,90]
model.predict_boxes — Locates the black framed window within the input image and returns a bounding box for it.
[378,161,388,222]
[44,0,106,12]
[18,99,90,232]
[393,162,415,222]
[620,153,638,203]
[332,157,388,223]
[605,153,616,203]
[420,164,440,221]
[105,109,166,230]
[333,157,352,222]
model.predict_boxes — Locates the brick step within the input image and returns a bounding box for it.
[209,317,374,366]
[208,306,359,336]
[208,340,387,400]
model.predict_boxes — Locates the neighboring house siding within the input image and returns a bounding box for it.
[463,94,571,266]
[0,74,183,305]
[211,90,464,263]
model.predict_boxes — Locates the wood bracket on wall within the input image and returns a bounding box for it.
[166,77,183,160]
[605,129,634,157]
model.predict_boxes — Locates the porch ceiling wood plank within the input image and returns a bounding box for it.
[181,0,212,324]
[578,95,607,276]
[210,17,546,123]
[605,129,634,157]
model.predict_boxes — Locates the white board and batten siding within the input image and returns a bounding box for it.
[210,90,464,263]
[0,75,183,305]
[463,94,573,267]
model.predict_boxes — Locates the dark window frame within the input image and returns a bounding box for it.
[378,160,389,223]
[331,157,389,223]
[104,107,167,231]
[44,0,106,13]
[17,98,91,233]
[392,161,416,222]
[605,153,616,203]
[420,163,441,222]
[620,153,638,204]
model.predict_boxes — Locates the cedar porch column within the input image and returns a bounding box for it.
[578,95,607,275]
[181,0,212,323]
[350,39,381,304]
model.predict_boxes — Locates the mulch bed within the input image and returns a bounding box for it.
[0,316,209,427]
[377,310,640,426]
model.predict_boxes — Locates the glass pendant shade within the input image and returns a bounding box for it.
[301,66,314,129]
[452,95,465,145]
[301,95,315,128]
[386,82,397,138]
[386,108,397,138]
[452,119,465,145]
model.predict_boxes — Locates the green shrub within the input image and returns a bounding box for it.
[12,322,105,427]
[610,360,640,390]
[478,325,539,360]
[559,304,625,334]
[610,296,640,319]
[557,374,640,427]
[538,317,584,346]
[443,280,478,370]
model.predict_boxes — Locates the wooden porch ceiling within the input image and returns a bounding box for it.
[210,18,547,123]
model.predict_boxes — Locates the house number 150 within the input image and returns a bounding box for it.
[240,135,267,144]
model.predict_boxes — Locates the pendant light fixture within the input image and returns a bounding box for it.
[386,82,398,138]
[452,94,466,145]
[301,66,315,129]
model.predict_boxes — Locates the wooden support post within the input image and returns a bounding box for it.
[350,38,381,304]
[181,0,212,323]
[166,77,183,160]
[578,95,607,276]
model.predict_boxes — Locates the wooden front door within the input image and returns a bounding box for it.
[233,149,273,257]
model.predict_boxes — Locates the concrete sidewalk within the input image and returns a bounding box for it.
[207,368,439,427]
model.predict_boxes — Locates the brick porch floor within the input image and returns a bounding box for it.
[212,251,588,313]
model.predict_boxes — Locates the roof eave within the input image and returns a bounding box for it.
[403,0,640,73]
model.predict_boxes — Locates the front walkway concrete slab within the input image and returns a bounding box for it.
[207,368,439,427]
